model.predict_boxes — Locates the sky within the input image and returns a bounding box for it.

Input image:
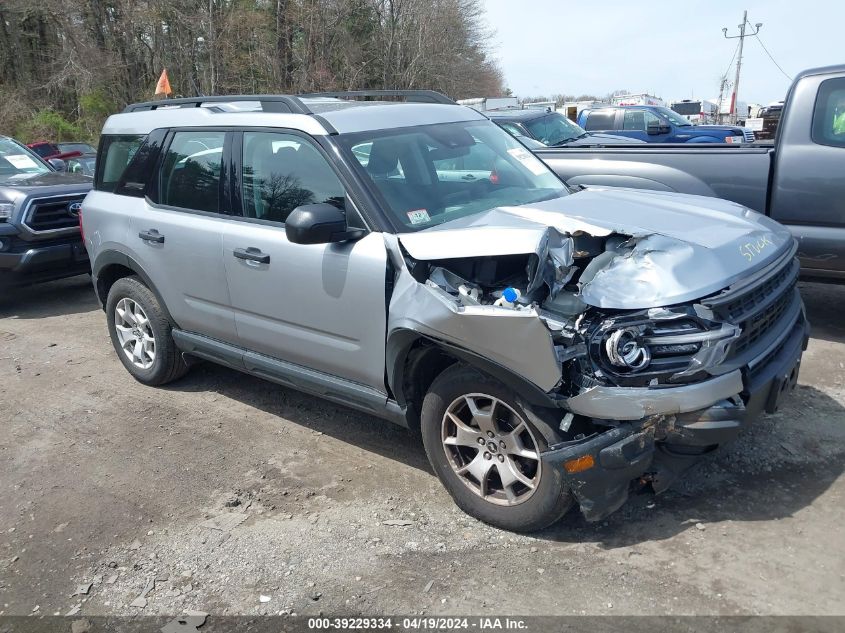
[481,0,842,106]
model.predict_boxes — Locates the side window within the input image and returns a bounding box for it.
[623,110,646,130]
[584,111,615,131]
[242,132,345,223]
[624,111,662,131]
[159,132,225,212]
[645,111,663,128]
[95,135,145,192]
[811,77,845,148]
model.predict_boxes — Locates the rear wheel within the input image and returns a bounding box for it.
[421,365,573,532]
[105,276,188,385]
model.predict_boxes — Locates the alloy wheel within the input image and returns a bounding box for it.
[114,297,156,370]
[441,393,542,506]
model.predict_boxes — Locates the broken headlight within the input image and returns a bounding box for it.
[587,313,739,387]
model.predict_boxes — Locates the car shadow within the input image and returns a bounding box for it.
[167,357,844,542]
[535,384,845,545]
[0,275,98,319]
[799,281,845,343]
[164,361,433,474]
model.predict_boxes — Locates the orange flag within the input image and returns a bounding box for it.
[154,69,172,97]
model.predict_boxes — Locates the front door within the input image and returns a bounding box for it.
[222,130,388,391]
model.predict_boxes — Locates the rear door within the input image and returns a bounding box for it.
[221,129,388,391]
[770,74,845,277]
[132,129,237,342]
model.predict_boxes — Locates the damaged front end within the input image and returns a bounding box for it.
[387,204,807,522]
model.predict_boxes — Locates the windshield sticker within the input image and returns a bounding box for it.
[5,154,39,169]
[407,209,430,225]
[507,147,547,176]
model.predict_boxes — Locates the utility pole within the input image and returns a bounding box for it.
[723,11,762,125]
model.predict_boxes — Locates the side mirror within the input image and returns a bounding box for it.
[285,203,365,245]
[647,121,670,135]
[48,158,67,171]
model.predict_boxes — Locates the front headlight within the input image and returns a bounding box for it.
[0,201,13,222]
[605,327,651,370]
[588,312,740,386]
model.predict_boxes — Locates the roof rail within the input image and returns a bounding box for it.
[123,95,311,114]
[298,90,456,105]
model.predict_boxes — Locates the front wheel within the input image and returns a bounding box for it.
[420,365,573,532]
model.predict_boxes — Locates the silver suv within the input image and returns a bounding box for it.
[83,91,808,532]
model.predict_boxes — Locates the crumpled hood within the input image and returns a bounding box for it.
[397,188,793,309]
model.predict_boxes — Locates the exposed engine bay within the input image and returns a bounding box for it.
[391,223,744,398]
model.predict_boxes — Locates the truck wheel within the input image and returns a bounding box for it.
[421,365,573,532]
[105,276,188,386]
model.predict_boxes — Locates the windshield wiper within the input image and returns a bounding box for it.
[551,136,581,146]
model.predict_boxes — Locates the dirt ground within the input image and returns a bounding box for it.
[0,277,843,618]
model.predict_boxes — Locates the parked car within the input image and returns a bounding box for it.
[0,135,93,289]
[488,109,643,146]
[56,142,97,155]
[576,105,754,143]
[66,153,97,176]
[83,91,806,532]
[27,140,83,162]
[535,64,845,283]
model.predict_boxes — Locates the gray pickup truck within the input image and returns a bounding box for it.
[0,135,93,289]
[535,64,845,283]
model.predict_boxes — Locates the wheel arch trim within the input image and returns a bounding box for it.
[92,249,177,326]
[386,328,564,412]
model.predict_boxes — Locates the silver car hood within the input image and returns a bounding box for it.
[397,188,793,309]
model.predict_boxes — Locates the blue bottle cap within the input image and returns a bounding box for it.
[503,287,518,303]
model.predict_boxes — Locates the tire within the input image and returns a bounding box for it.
[105,275,188,386]
[420,364,573,532]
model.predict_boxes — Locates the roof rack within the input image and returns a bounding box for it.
[298,90,455,105]
[122,89,455,115]
[123,95,311,114]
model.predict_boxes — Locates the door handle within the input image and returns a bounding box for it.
[233,247,270,264]
[461,174,477,181]
[138,229,165,243]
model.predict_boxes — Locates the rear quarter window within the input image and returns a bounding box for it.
[95,135,146,192]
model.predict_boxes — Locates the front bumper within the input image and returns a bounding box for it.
[0,236,89,288]
[542,311,810,521]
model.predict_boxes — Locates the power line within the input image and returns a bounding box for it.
[752,30,792,81]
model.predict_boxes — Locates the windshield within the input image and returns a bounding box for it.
[339,120,568,232]
[523,112,587,145]
[655,106,692,126]
[0,138,51,179]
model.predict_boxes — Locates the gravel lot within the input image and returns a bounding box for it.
[1,277,843,618]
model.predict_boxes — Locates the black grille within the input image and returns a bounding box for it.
[732,283,795,356]
[25,196,84,232]
[719,260,795,322]
[703,254,800,361]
